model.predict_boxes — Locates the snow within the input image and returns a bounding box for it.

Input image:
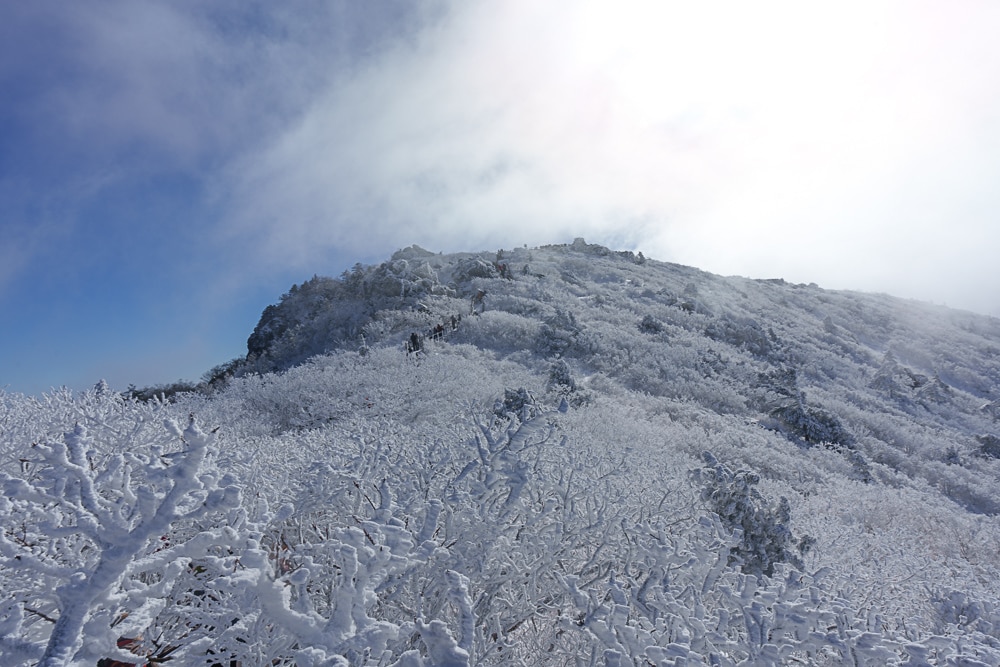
[3,241,1000,665]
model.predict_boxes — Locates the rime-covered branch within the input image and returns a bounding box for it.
[2,417,241,667]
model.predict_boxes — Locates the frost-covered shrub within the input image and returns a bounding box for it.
[547,359,576,392]
[692,452,808,577]
[704,316,775,359]
[536,308,582,357]
[484,293,542,318]
[944,445,964,466]
[766,399,855,449]
[754,367,798,398]
[845,449,874,484]
[638,314,664,334]
[917,374,953,405]
[933,590,1000,638]
[494,387,538,420]
[122,380,200,402]
[0,418,242,666]
[545,359,590,409]
[456,310,539,354]
[977,434,1000,459]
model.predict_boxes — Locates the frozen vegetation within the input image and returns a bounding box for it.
[3,239,1000,665]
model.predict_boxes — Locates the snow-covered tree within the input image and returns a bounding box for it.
[1,417,240,666]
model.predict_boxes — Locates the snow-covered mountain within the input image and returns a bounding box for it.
[3,240,1000,666]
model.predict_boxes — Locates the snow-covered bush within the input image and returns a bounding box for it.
[455,310,539,355]
[977,434,1000,459]
[704,315,776,359]
[536,308,582,357]
[933,590,1000,638]
[493,387,538,420]
[767,399,855,449]
[692,452,808,577]
[545,359,591,409]
[638,314,664,334]
[0,417,241,666]
[547,359,576,392]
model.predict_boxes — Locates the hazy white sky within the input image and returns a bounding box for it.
[224,0,1000,307]
[3,0,1000,394]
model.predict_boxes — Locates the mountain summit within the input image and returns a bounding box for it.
[244,240,1000,466]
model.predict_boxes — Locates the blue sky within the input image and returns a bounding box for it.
[3,1,1000,396]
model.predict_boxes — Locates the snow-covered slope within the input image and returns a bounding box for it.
[3,240,999,665]
[242,239,1000,509]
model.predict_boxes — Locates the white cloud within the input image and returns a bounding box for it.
[219,1,1000,311]
[12,0,998,314]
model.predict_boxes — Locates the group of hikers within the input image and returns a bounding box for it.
[405,312,463,357]
[404,253,509,357]
[495,261,515,279]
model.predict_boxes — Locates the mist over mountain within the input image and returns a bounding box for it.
[3,240,1000,665]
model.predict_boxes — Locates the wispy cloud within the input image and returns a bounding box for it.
[8,0,998,310]
[212,0,1000,317]
[0,0,435,290]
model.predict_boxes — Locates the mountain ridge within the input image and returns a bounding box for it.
[222,238,1000,515]
[239,238,1000,411]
